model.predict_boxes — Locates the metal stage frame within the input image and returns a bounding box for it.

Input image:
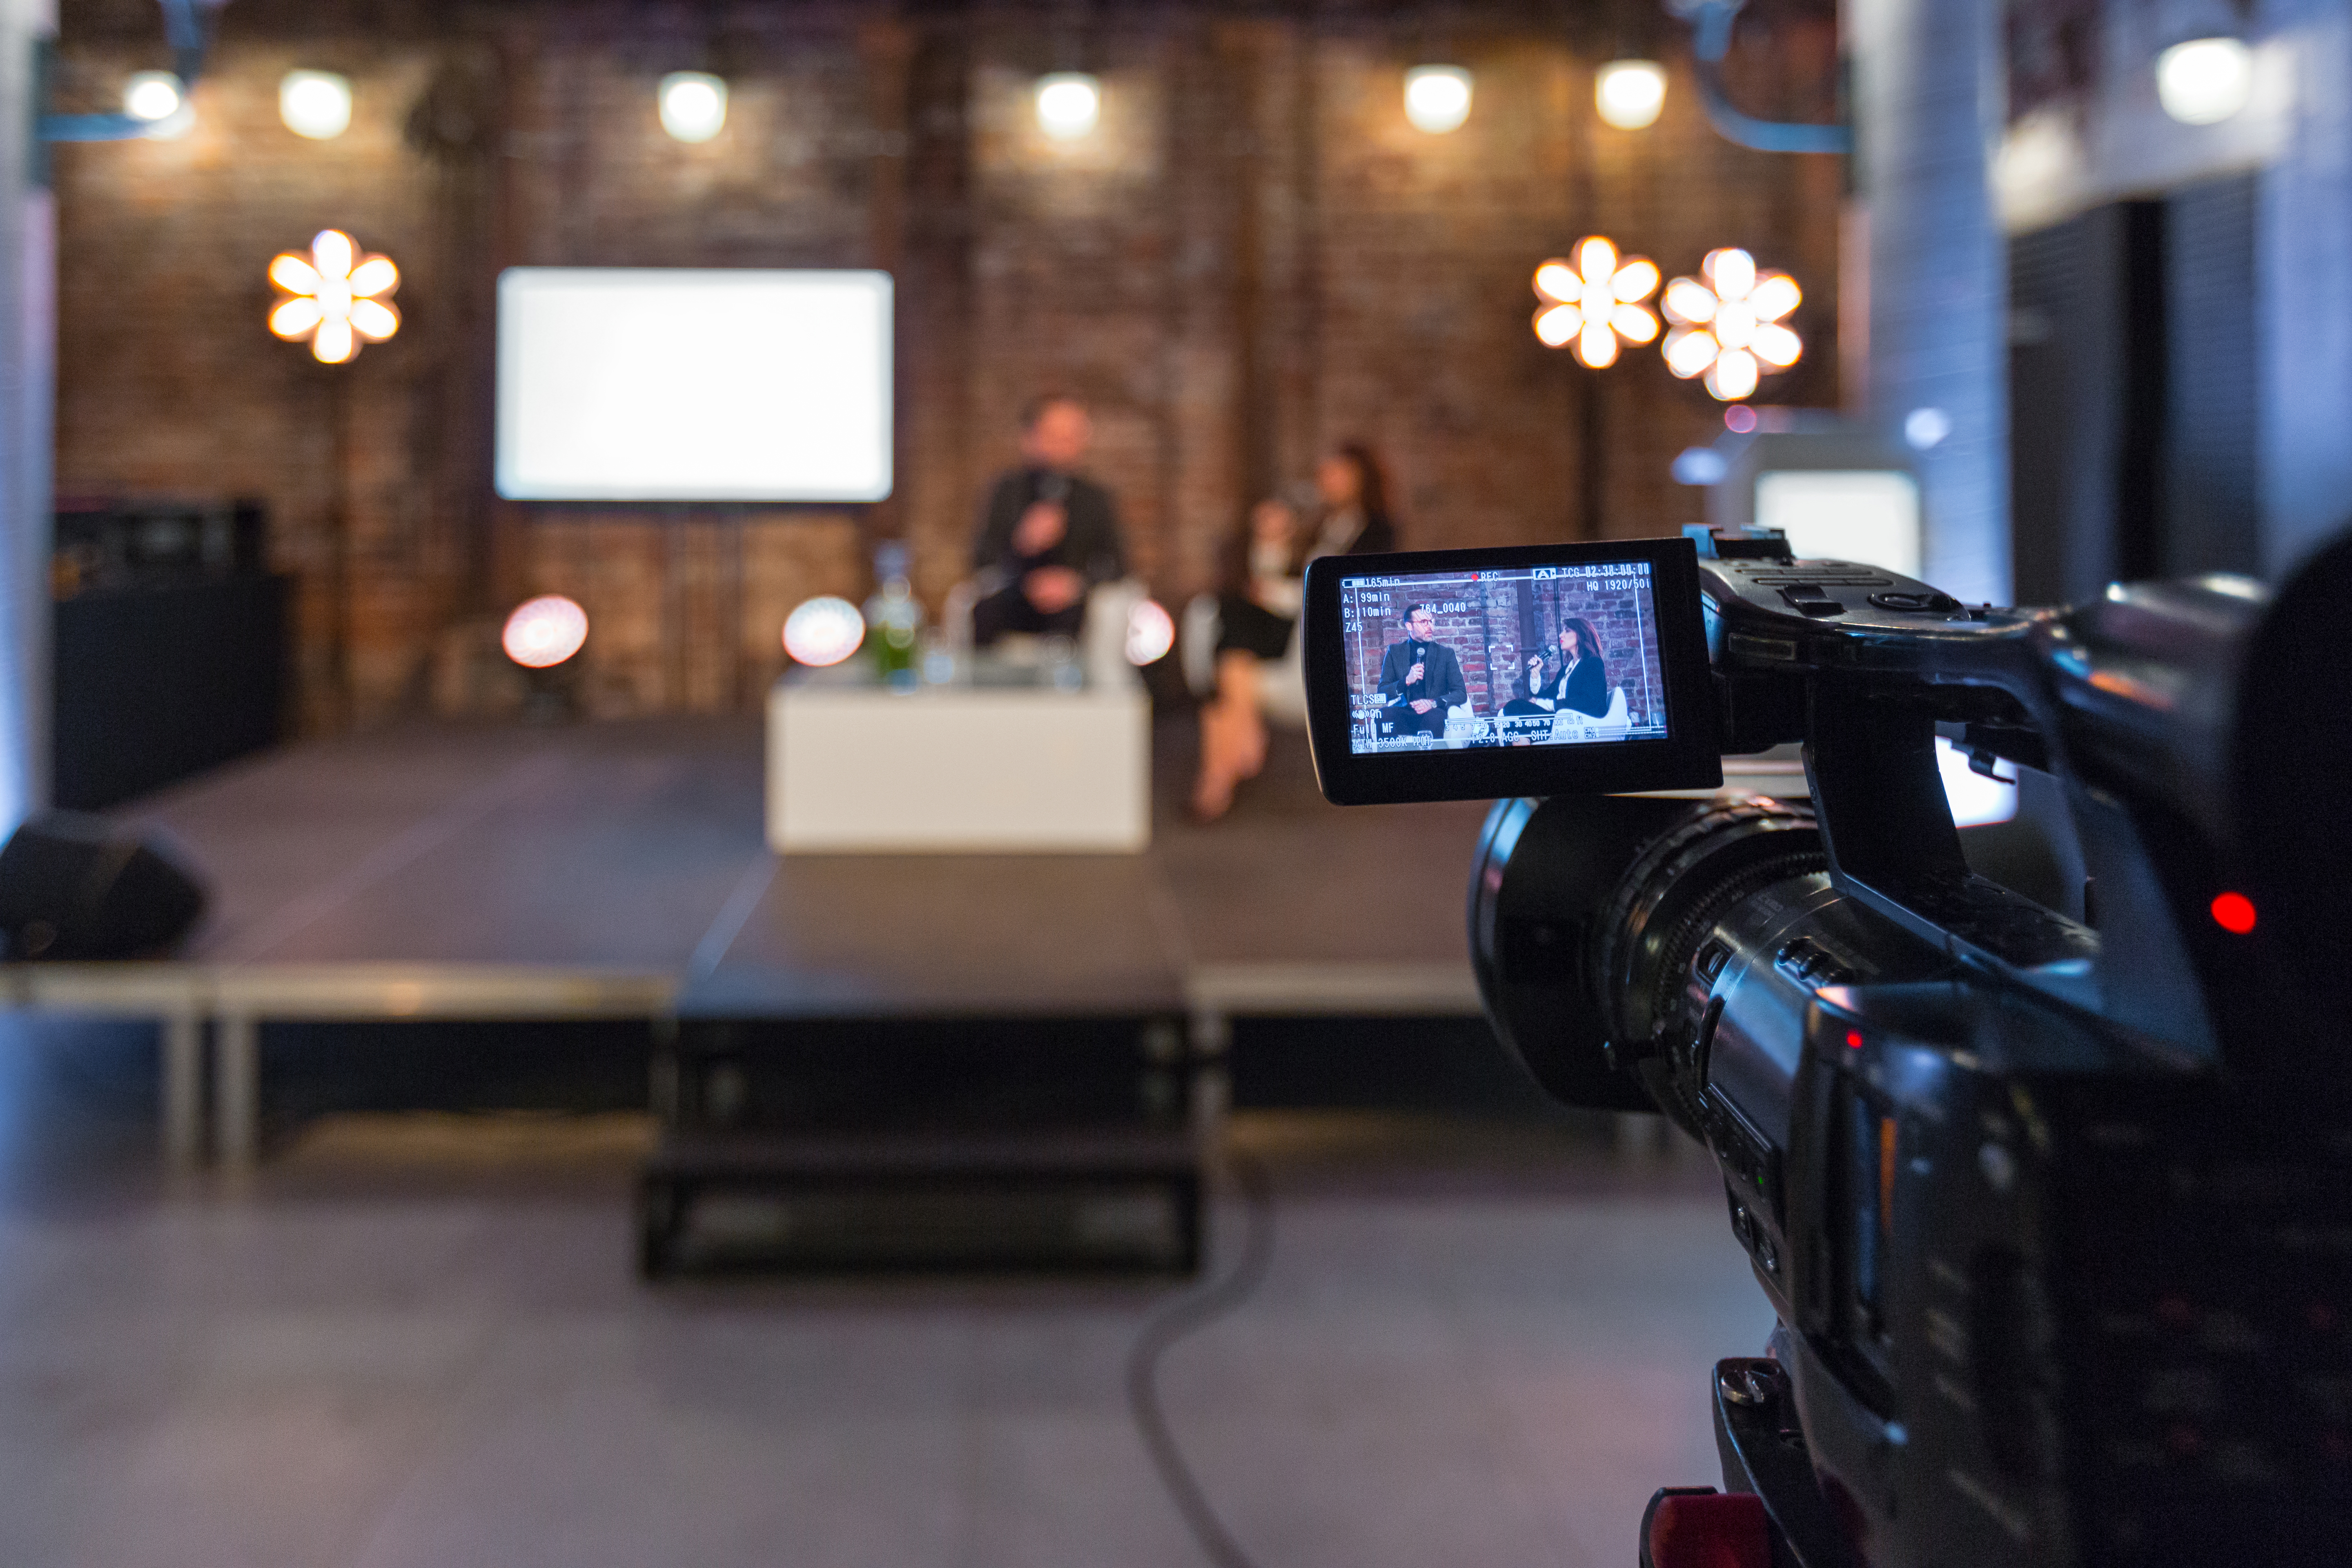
[2,717,1497,1172]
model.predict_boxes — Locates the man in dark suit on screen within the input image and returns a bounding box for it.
[1374,604,1468,740]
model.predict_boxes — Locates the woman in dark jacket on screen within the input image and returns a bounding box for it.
[1194,443,1398,819]
[1501,616,1608,729]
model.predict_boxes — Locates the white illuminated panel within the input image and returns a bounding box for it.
[496,269,893,502]
[1754,470,1923,579]
[1937,735,2019,827]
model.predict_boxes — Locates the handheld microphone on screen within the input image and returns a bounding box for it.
[1394,639,1428,708]
[1037,472,1072,506]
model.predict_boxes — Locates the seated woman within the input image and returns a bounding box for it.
[1193,444,1398,820]
[1500,616,1607,740]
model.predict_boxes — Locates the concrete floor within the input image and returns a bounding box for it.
[0,1020,1773,1568]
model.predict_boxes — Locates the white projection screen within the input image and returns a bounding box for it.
[495,268,893,502]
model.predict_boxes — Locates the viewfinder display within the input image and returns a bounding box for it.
[1339,561,1670,754]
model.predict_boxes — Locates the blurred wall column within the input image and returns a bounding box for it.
[1847,0,2010,603]
[0,0,51,828]
[2258,0,2352,578]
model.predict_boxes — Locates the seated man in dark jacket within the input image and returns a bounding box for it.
[1501,615,1609,732]
[1373,604,1469,740]
[970,395,1129,646]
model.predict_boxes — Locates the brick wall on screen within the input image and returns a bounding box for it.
[54,0,1838,731]
[1475,576,1665,724]
[1531,576,1666,726]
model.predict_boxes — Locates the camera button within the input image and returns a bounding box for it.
[1778,588,1846,617]
[1868,590,1964,615]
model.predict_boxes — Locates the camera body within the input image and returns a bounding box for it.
[1303,529,2352,1567]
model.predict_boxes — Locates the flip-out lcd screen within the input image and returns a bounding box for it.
[1301,539,1719,806]
[1339,560,1670,753]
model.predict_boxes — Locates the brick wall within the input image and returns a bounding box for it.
[53,0,1838,731]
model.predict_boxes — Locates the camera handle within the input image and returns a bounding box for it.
[1804,673,2221,1059]
[1804,676,2100,983]
[1804,678,1963,912]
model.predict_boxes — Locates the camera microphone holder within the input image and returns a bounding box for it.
[1694,535,2233,1070]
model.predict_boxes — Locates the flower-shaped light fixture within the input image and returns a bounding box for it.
[1531,236,1661,368]
[267,229,400,365]
[1659,248,1801,401]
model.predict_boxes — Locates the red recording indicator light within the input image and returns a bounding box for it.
[1844,1029,1864,1051]
[2210,892,2257,935]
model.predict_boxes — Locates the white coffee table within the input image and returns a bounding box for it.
[767,672,1151,853]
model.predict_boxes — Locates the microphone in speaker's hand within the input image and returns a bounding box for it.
[1014,487,1071,556]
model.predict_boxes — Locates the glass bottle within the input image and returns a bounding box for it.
[866,543,921,689]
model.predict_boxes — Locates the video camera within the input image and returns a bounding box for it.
[1300,528,2352,1568]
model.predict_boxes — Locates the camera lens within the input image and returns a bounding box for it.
[1588,799,1824,1131]
[1470,794,1822,1128]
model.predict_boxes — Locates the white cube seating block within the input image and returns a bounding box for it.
[768,684,1151,853]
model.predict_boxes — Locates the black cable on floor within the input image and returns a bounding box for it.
[1126,1147,1276,1568]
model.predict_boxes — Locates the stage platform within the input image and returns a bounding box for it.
[5,715,1497,1168]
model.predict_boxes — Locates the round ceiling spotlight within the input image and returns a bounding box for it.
[1403,65,1472,134]
[659,71,728,143]
[280,70,352,140]
[2156,37,2253,125]
[1036,73,1101,140]
[124,71,193,139]
[783,597,866,667]
[502,595,590,669]
[1595,60,1667,130]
